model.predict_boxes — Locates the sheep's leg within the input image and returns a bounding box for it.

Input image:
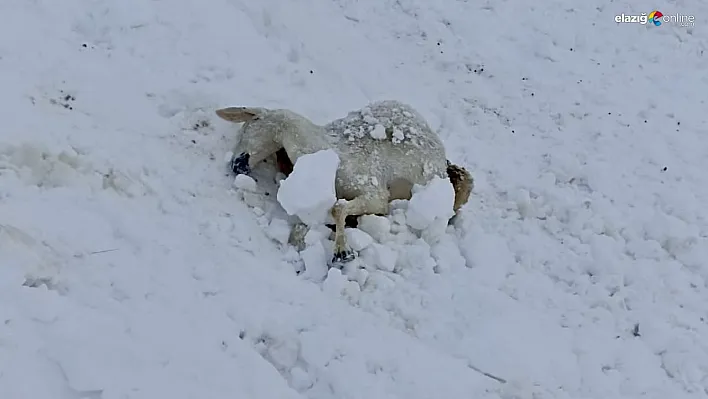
[330,191,389,265]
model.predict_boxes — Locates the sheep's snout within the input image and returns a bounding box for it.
[231,152,251,175]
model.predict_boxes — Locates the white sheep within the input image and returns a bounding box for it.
[215,100,473,265]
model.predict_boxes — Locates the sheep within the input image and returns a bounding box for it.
[215,100,473,265]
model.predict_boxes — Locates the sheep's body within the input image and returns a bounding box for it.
[215,100,472,265]
[325,101,449,202]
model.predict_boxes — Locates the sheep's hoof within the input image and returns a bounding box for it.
[331,249,357,267]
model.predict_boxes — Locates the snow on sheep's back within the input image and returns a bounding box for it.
[1,0,708,398]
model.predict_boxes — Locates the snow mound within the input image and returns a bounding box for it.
[265,218,291,245]
[369,124,387,139]
[301,241,329,282]
[272,185,463,280]
[277,149,340,226]
[406,176,455,231]
[0,143,93,189]
[358,215,391,242]
[229,155,463,281]
[344,227,374,251]
[233,174,258,192]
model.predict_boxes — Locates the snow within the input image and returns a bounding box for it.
[277,149,340,226]
[2,0,708,399]
[266,217,292,245]
[392,127,405,143]
[361,243,398,272]
[406,176,456,231]
[357,214,392,242]
[233,174,258,191]
[344,227,374,251]
[370,123,387,139]
[302,244,330,282]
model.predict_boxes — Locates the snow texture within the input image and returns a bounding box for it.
[1,0,707,399]
[369,124,387,140]
[406,176,456,230]
[276,149,340,226]
[344,227,374,251]
[233,174,258,192]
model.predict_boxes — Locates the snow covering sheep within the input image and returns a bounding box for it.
[215,100,473,264]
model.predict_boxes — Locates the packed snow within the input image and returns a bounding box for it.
[276,149,340,226]
[1,0,708,399]
[369,124,387,140]
[405,176,456,230]
[233,174,258,192]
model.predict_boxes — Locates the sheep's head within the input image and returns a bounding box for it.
[216,106,281,176]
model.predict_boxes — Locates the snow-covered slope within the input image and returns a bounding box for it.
[2,0,707,398]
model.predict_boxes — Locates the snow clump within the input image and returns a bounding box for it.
[276,149,340,226]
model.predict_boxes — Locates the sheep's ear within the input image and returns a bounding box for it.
[215,107,263,122]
